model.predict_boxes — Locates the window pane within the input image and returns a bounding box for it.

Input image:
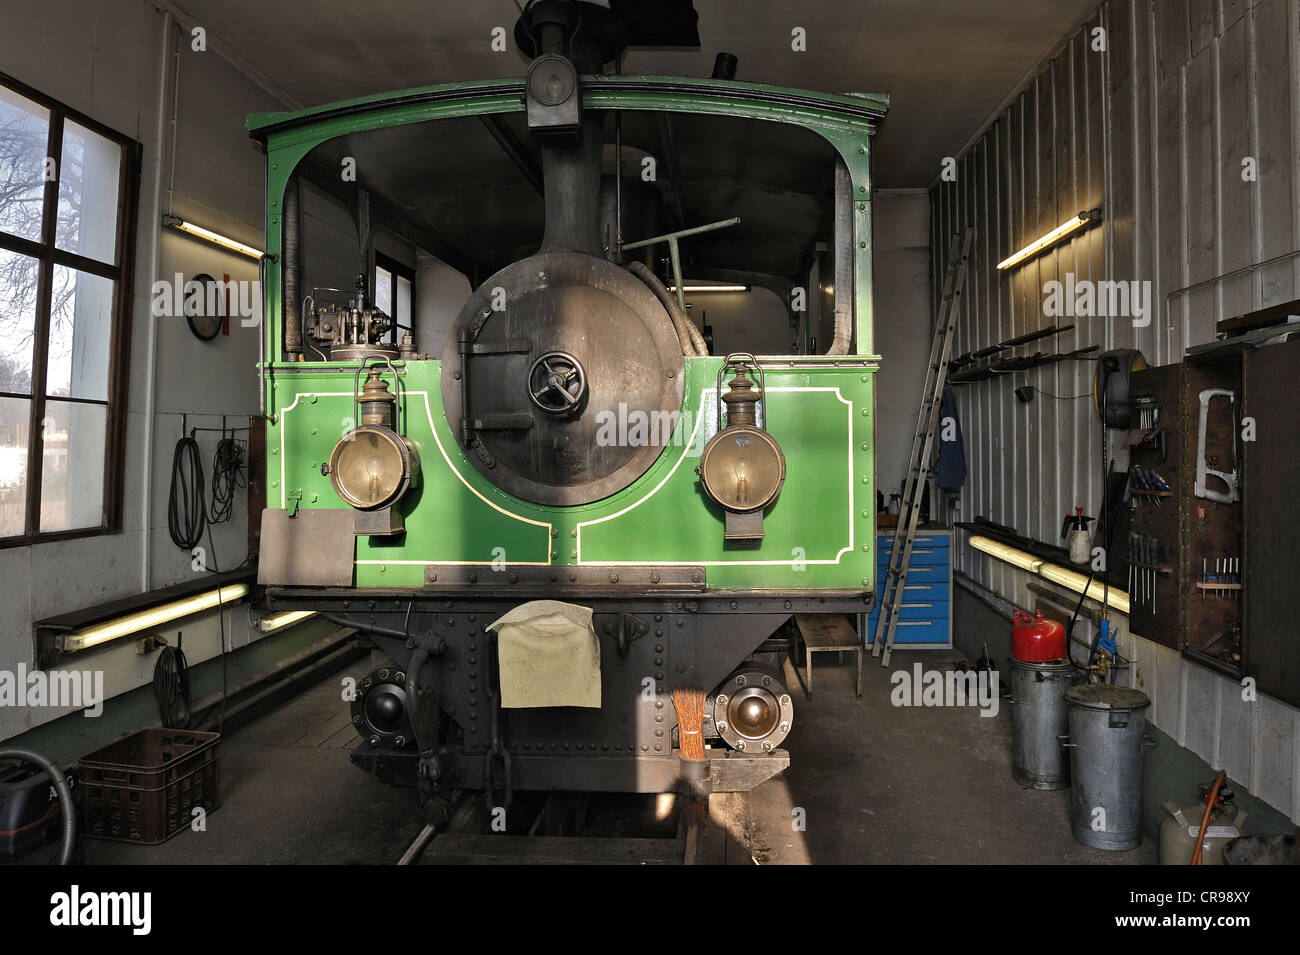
[0,87,50,243]
[375,266,392,315]
[0,395,30,537]
[47,267,113,400]
[39,398,105,532]
[57,120,121,264]
[397,275,411,325]
[0,247,39,393]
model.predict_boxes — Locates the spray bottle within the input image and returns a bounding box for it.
[1060,507,1094,566]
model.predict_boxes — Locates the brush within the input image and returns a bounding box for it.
[672,686,707,761]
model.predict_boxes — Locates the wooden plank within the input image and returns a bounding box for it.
[291,707,354,749]
[1155,0,1191,83]
[1241,338,1300,708]
[1219,14,1256,321]
[794,613,859,650]
[423,834,684,865]
[1189,0,1216,56]
[1187,45,1219,345]
[1252,0,1298,306]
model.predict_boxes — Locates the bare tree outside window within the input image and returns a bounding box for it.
[0,73,139,544]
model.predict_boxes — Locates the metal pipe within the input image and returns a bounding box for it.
[826,158,854,356]
[282,175,302,358]
[539,114,605,256]
[141,10,175,590]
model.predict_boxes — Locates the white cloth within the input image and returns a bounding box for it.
[488,600,601,709]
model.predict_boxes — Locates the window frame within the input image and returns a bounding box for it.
[373,250,415,345]
[0,70,141,547]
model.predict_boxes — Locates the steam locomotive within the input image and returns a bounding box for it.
[249,0,886,820]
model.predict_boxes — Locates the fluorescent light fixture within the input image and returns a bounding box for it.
[967,535,1129,615]
[968,535,1042,573]
[667,283,750,293]
[1038,563,1130,615]
[62,583,251,653]
[162,214,262,261]
[996,209,1102,271]
[257,610,316,633]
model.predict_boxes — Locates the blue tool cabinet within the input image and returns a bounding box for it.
[865,529,952,647]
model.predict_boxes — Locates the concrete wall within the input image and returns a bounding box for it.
[933,0,1300,824]
[0,0,290,742]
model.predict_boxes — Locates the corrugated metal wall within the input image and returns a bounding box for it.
[930,0,1300,823]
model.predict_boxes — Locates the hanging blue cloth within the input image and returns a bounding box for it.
[936,385,967,490]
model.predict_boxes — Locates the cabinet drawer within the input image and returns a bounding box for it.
[875,561,949,582]
[866,601,950,646]
[878,533,950,550]
[865,616,950,645]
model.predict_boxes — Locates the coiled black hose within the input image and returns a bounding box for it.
[167,434,207,550]
[209,436,246,526]
[0,748,75,865]
[153,641,192,728]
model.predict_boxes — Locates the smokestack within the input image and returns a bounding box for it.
[539,114,605,257]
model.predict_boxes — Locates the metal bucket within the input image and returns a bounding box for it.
[1009,658,1078,790]
[1064,685,1151,850]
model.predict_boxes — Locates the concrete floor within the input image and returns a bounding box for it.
[84,649,1157,864]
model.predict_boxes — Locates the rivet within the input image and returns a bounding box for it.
[654,744,663,752]
[655,700,664,709]
[654,644,663,652]
[861,408,869,416]
[717,694,728,705]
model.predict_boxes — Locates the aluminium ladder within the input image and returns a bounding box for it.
[872,228,973,667]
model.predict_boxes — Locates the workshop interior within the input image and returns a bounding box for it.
[1,0,1299,882]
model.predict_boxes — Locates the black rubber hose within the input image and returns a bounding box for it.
[167,434,207,550]
[628,260,707,356]
[0,748,75,865]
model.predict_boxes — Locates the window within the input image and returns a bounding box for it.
[0,73,140,545]
[374,251,413,345]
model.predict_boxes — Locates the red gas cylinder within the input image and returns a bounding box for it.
[1011,610,1067,662]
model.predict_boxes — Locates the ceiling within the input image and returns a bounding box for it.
[175,0,1098,189]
